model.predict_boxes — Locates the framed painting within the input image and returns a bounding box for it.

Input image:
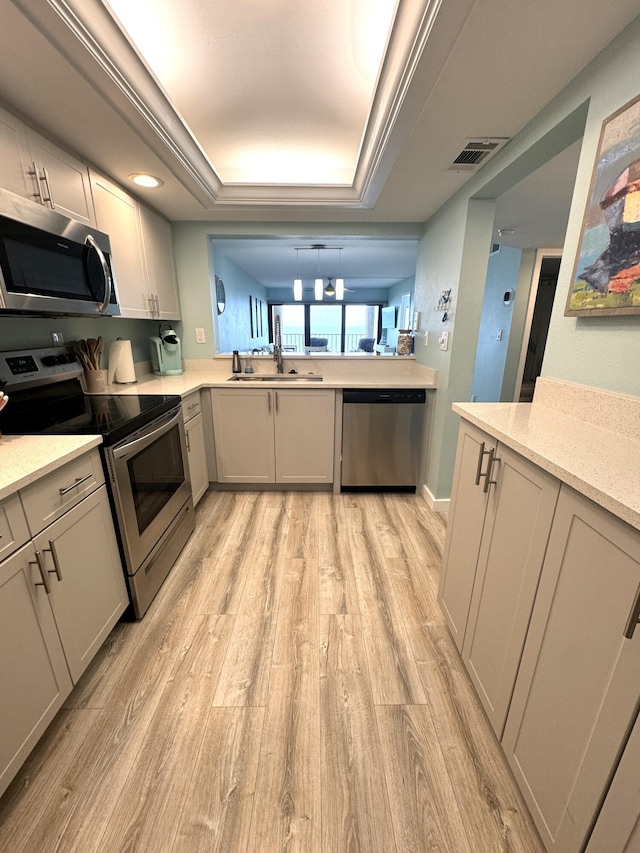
[566,93,640,316]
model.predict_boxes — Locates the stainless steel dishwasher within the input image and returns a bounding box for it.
[341,388,426,490]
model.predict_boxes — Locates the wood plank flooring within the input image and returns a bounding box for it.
[0,491,544,852]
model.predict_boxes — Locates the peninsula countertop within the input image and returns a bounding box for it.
[453,377,640,532]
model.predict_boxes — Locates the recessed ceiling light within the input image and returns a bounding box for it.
[498,227,516,237]
[129,173,164,188]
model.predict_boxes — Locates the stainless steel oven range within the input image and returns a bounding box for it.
[0,346,194,618]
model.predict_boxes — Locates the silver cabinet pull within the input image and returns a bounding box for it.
[275,391,279,413]
[475,441,492,486]
[31,550,51,594]
[59,473,93,495]
[29,161,44,203]
[483,448,500,494]
[185,430,191,452]
[624,584,640,639]
[39,166,55,207]
[267,391,272,413]
[44,539,63,582]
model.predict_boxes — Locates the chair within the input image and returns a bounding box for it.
[358,337,375,353]
[305,337,328,354]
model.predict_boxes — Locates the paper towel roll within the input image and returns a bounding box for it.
[108,339,137,384]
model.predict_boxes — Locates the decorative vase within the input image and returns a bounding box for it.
[397,330,414,355]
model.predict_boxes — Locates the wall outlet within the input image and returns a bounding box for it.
[51,331,64,346]
[195,327,206,343]
[439,331,449,351]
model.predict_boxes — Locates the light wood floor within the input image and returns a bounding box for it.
[0,491,545,852]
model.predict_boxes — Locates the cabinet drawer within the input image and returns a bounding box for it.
[181,391,201,422]
[0,493,30,562]
[20,450,104,536]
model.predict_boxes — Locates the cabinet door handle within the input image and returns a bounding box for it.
[29,161,44,204]
[39,166,55,208]
[475,441,492,486]
[482,448,500,494]
[31,550,52,594]
[275,391,279,413]
[624,584,640,639]
[43,539,63,582]
[267,391,272,413]
[185,430,191,452]
[59,473,93,495]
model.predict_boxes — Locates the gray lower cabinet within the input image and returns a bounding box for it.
[438,421,497,650]
[211,387,335,484]
[502,486,640,853]
[439,421,560,738]
[0,541,73,799]
[0,453,129,799]
[586,709,640,852]
[461,441,559,737]
[31,486,128,683]
[182,392,208,505]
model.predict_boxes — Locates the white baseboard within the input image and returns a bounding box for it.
[421,484,450,514]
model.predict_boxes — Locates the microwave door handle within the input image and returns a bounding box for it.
[112,409,182,460]
[84,234,112,313]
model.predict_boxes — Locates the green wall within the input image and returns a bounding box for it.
[414,15,640,501]
[0,315,164,367]
[172,222,423,360]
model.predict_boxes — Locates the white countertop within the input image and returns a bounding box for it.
[454,379,640,532]
[103,357,438,396]
[0,434,102,501]
[0,359,437,501]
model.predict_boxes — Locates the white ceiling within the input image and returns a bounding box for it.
[0,0,638,288]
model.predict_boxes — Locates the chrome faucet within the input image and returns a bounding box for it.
[274,315,284,373]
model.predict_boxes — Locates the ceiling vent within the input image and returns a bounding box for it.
[447,138,509,172]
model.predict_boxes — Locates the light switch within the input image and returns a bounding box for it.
[195,327,206,343]
[423,330,429,347]
[439,331,449,351]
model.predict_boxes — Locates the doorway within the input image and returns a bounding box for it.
[514,251,561,402]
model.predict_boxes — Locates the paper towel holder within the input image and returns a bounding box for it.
[108,338,138,385]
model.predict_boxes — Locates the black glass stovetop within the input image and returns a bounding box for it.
[0,378,181,447]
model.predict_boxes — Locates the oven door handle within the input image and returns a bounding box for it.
[111,409,182,460]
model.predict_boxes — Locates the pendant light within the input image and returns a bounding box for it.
[324,277,336,297]
[314,246,323,300]
[293,249,302,301]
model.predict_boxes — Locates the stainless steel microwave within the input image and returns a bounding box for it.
[0,187,120,317]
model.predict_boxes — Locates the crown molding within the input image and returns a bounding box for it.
[36,0,455,210]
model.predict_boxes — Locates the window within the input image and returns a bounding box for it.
[270,303,381,353]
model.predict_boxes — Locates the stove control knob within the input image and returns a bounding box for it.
[41,355,59,367]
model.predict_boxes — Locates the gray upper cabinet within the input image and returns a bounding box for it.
[91,170,181,320]
[502,485,640,853]
[0,103,95,226]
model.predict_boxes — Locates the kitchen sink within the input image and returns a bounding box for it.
[227,374,323,382]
